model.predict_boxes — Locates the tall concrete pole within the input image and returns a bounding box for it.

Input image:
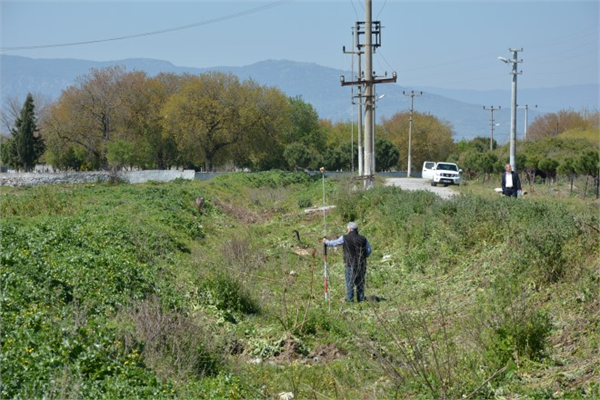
[507,48,522,172]
[363,0,374,189]
[520,104,536,140]
[509,51,517,171]
[357,53,363,177]
[404,90,422,177]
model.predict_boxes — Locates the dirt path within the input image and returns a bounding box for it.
[385,177,458,200]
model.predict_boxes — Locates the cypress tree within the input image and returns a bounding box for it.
[12,93,44,171]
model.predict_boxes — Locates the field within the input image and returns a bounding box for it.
[1,171,598,399]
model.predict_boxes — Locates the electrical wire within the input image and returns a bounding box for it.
[375,0,389,19]
[0,0,294,52]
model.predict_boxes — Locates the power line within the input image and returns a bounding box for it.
[375,0,389,19]
[0,0,294,52]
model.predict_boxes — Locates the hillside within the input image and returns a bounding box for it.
[3,55,597,142]
[1,172,598,399]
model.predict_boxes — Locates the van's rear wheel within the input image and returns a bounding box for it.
[431,182,437,187]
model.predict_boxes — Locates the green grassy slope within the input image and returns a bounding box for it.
[1,172,598,399]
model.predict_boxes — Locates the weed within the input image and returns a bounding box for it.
[199,271,260,317]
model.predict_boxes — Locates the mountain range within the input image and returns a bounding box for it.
[1,55,598,143]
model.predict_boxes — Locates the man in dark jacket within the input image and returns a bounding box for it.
[502,163,522,197]
[323,222,372,302]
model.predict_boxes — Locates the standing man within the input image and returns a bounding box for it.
[323,222,372,302]
[502,163,522,197]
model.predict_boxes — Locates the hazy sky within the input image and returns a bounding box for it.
[1,0,598,90]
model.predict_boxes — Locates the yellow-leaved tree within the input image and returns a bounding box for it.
[380,111,455,171]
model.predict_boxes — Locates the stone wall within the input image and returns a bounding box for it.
[0,170,196,187]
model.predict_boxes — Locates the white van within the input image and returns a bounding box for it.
[431,162,461,186]
[422,161,436,180]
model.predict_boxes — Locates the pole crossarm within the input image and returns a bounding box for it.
[340,72,397,87]
[483,106,501,151]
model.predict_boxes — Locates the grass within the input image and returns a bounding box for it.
[1,171,598,399]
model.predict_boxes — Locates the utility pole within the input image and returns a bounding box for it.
[403,90,422,177]
[519,104,537,140]
[363,0,374,189]
[483,105,501,151]
[340,0,396,189]
[499,48,523,172]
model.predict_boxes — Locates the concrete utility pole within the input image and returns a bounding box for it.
[403,90,422,177]
[483,105,501,151]
[499,48,523,172]
[519,104,537,140]
[363,0,374,189]
[340,0,396,189]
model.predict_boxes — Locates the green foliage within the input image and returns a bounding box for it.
[284,142,322,171]
[0,181,211,398]
[6,93,45,171]
[200,272,260,317]
[297,196,312,208]
[1,174,597,399]
[212,170,315,189]
[106,139,137,169]
[375,136,400,172]
[0,136,18,168]
[479,273,554,367]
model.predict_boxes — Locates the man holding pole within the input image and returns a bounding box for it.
[323,222,372,302]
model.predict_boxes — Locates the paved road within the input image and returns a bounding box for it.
[385,177,458,200]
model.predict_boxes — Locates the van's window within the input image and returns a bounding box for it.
[425,162,435,169]
[437,164,458,171]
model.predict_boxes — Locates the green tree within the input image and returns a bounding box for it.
[479,152,498,181]
[455,136,493,154]
[0,136,18,169]
[461,150,482,180]
[557,157,577,194]
[285,96,325,148]
[322,146,345,172]
[575,150,599,199]
[375,137,400,172]
[123,73,184,169]
[381,111,455,170]
[42,66,128,170]
[162,72,288,171]
[106,139,136,170]
[283,142,321,171]
[522,155,540,187]
[538,157,559,190]
[9,94,45,171]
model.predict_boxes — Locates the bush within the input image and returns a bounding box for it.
[297,196,312,208]
[200,272,260,317]
[477,273,554,367]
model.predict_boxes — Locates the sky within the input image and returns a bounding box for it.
[1,0,599,91]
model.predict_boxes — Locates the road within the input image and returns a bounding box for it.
[385,178,458,200]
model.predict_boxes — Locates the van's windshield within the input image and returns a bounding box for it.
[436,163,458,171]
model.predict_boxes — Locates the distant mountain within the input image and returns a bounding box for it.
[418,85,600,115]
[2,55,598,143]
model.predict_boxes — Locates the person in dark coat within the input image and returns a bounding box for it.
[323,222,372,302]
[502,163,522,198]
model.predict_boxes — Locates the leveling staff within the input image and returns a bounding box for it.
[323,222,372,302]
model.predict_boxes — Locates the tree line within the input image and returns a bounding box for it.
[451,109,599,197]
[1,66,459,173]
[0,65,597,185]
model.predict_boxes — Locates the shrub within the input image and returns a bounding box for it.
[200,272,260,317]
[297,196,312,208]
[477,274,554,367]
